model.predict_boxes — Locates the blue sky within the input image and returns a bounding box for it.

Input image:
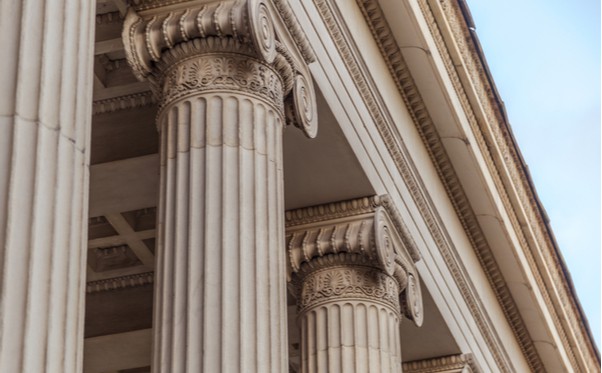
[465,0,601,347]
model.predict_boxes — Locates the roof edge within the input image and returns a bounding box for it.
[454,0,600,363]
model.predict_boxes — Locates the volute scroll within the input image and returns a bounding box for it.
[122,0,319,138]
[123,0,279,80]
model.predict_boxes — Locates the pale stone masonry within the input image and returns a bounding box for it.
[0,1,96,372]
[0,0,599,372]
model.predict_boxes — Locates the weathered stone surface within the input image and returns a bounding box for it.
[0,1,96,371]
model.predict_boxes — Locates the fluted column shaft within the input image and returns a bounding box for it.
[297,262,403,373]
[0,1,95,372]
[153,50,288,372]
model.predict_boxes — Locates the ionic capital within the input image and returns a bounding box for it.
[122,0,318,137]
[285,195,424,326]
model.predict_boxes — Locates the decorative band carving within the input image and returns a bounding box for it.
[93,91,156,115]
[298,265,400,315]
[158,50,284,111]
[401,273,423,326]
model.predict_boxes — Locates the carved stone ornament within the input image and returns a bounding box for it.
[298,265,400,315]
[159,48,284,110]
[286,195,424,326]
[401,273,423,326]
[122,0,318,137]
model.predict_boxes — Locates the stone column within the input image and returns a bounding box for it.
[286,196,424,373]
[0,1,96,372]
[122,1,317,372]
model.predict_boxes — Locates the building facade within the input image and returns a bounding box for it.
[0,0,598,372]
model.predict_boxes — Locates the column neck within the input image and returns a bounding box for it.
[155,43,285,114]
[297,262,401,317]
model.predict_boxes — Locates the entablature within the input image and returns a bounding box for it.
[283,0,598,371]
[346,0,599,371]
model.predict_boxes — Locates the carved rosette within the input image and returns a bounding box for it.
[122,0,318,137]
[286,195,424,327]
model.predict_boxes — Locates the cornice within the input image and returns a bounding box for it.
[86,272,154,293]
[418,0,598,369]
[311,0,514,370]
[355,0,545,371]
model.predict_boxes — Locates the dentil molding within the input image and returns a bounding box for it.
[86,272,155,294]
